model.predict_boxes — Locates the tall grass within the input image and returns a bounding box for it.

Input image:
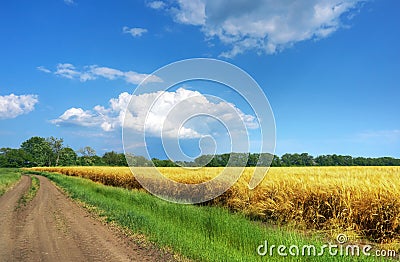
[30,166,400,243]
[0,168,21,196]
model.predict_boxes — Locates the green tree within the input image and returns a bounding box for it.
[152,158,178,167]
[246,153,259,167]
[77,146,96,157]
[58,147,77,166]
[21,136,52,166]
[0,148,32,167]
[126,154,151,167]
[281,153,294,166]
[299,153,314,166]
[47,136,64,166]
[102,151,127,166]
[77,146,98,166]
[194,154,216,167]
[271,155,281,167]
[257,153,275,166]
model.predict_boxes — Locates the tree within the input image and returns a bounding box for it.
[152,158,178,167]
[78,146,96,157]
[0,148,32,167]
[77,146,98,166]
[47,136,64,166]
[271,155,281,167]
[299,153,314,166]
[247,153,259,167]
[227,153,248,167]
[194,155,214,167]
[58,147,77,166]
[281,153,294,166]
[126,154,151,167]
[21,137,52,166]
[257,153,275,166]
[102,151,127,166]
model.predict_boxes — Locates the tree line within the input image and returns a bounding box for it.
[0,136,130,168]
[191,152,400,167]
[1,136,399,168]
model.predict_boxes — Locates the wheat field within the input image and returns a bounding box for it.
[30,166,400,243]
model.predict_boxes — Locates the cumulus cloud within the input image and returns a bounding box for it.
[64,0,74,5]
[38,63,162,84]
[171,0,205,25]
[0,94,39,119]
[126,88,259,139]
[51,88,258,139]
[52,108,98,127]
[152,0,366,57]
[122,26,148,37]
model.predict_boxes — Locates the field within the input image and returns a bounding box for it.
[31,166,400,244]
[0,168,21,196]
[23,169,388,261]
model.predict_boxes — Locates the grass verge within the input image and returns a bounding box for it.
[27,170,387,262]
[0,168,22,196]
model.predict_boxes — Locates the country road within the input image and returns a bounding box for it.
[0,175,173,262]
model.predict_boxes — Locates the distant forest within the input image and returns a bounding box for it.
[1,136,400,168]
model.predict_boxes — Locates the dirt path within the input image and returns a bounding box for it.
[0,175,174,262]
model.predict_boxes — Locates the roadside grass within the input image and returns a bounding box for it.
[17,175,40,208]
[0,168,22,196]
[27,171,385,262]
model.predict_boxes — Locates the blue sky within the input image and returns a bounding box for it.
[0,0,399,159]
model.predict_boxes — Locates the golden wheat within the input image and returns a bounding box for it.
[30,166,400,243]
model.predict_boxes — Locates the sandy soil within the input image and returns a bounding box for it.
[0,175,176,262]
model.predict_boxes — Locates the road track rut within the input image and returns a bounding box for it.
[0,175,174,262]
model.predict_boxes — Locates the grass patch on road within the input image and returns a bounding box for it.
[17,175,40,207]
[26,170,385,262]
[0,168,22,196]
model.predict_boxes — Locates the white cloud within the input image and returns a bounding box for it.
[79,72,96,82]
[52,108,98,127]
[154,0,366,57]
[38,63,162,84]
[52,88,258,139]
[55,63,80,79]
[37,66,51,73]
[51,92,131,132]
[124,71,161,84]
[122,26,148,37]
[0,94,39,119]
[64,0,75,5]
[89,66,124,80]
[171,0,205,25]
[147,1,166,10]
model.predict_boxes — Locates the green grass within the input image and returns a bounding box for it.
[17,175,40,207]
[0,168,22,196]
[31,171,384,262]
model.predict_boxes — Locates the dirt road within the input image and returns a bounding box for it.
[0,175,174,262]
